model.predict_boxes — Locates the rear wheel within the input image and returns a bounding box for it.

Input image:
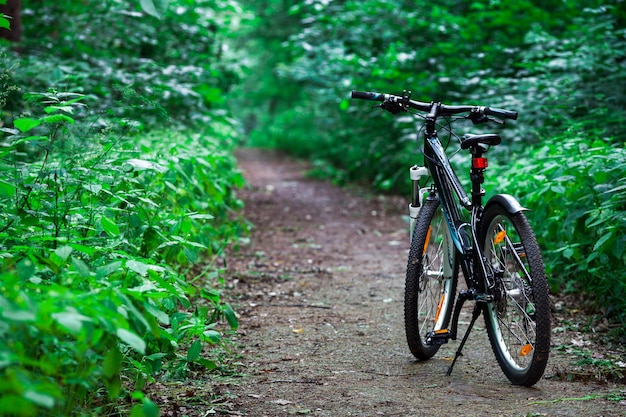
[405,195,457,360]
[479,203,550,386]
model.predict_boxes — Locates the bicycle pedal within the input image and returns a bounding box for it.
[426,329,451,345]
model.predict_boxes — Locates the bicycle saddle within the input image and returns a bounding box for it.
[460,133,501,150]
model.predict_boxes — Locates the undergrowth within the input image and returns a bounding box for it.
[0,91,248,416]
[490,119,626,334]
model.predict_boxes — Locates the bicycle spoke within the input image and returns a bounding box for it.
[484,214,545,370]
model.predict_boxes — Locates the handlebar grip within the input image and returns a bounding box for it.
[351,90,386,102]
[484,107,518,120]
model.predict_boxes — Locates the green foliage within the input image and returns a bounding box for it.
[2,0,249,128]
[234,0,561,188]
[0,0,252,414]
[489,120,626,327]
[0,91,247,415]
[485,4,626,142]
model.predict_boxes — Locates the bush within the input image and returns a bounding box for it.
[0,91,248,415]
[490,120,626,328]
[0,1,252,414]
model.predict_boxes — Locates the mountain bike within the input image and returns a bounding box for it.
[351,90,550,386]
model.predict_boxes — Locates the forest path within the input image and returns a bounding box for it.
[221,148,625,417]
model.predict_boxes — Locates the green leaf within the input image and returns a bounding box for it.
[188,213,215,220]
[593,231,613,252]
[140,0,170,19]
[223,303,239,330]
[96,261,123,278]
[0,179,16,198]
[116,328,146,354]
[0,17,10,30]
[140,0,159,18]
[44,105,75,114]
[83,183,102,194]
[605,184,626,194]
[103,346,123,379]
[23,390,55,409]
[187,339,202,362]
[51,309,93,333]
[71,257,91,278]
[2,308,35,322]
[106,376,122,400]
[128,281,158,293]
[142,398,160,417]
[16,258,35,281]
[201,288,221,303]
[144,302,170,325]
[550,184,566,194]
[202,329,221,344]
[130,404,144,417]
[0,396,35,415]
[126,259,150,276]
[14,118,41,133]
[42,114,75,125]
[54,245,73,261]
[141,227,161,254]
[125,158,167,173]
[101,216,120,236]
[69,243,96,257]
[563,247,574,259]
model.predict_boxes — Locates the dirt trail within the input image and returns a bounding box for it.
[222,148,625,417]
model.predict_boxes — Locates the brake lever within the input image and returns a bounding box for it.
[468,114,504,125]
[381,100,406,114]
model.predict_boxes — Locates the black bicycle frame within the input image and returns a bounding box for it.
[420,106,493,293]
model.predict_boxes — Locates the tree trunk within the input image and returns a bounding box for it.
[0,0,21,42]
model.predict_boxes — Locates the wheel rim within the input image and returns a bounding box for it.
[484,215,538,371]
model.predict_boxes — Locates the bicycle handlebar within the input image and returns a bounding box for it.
[350,90,518,121]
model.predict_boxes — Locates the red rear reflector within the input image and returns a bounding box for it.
[473,157,488,169]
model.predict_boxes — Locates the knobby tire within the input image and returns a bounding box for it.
[479,203,551,386]
[405,195,457,360]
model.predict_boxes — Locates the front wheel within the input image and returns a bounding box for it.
[405,195,457,360]
[479,203,551,386]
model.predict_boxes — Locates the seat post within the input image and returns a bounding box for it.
[470,145,488,207]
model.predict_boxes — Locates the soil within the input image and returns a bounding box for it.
[204,149,626,416]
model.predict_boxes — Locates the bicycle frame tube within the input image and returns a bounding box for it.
[423,134,470,254]
[422,131,495,290]
[423,132,498,291]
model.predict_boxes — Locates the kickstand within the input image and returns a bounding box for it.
[446,303,483,376]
